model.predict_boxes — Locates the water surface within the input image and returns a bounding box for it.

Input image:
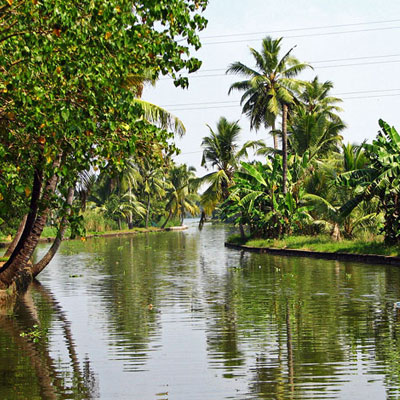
[1,222,400,399]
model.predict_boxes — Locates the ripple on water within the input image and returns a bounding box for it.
[1,226,400,399]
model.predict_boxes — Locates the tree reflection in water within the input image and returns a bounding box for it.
[0,282,98,400]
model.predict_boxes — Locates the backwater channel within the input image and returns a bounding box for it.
[1,221,400,399]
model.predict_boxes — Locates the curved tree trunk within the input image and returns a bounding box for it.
[6,168,43,265]
[31,187,74,278]
[282,104,288,195]
[0,160,61,288]
[4,214,28,258]
[162,209,172,229]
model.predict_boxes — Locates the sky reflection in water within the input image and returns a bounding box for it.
[1,222,400,399]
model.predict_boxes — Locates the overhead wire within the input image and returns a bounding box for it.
[160,54,400,83]
[161,88,400,108]
[182,53,400,75]
[200,18,400,39]
[202,26,400,45]
[165,93,400,112]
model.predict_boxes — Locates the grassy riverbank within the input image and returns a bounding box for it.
[227,234,400,257]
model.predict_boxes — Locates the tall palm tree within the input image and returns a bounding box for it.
[227,36,310,193]
[288,108,345,159]
[197,117,263,215]
[298,76,343,122]
[162,164,200,228]
[123,159,169,228]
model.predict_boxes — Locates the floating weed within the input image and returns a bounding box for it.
[20,325,48,343]
[69,274,83,278]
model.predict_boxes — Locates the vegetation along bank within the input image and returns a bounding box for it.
[2,1,400,297]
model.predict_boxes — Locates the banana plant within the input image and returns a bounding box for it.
[220,153,312,238]
[338,119,400,244]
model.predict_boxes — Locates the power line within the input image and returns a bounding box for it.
[200,18,400,39]
[342,93,400,100]
[190,53,400,75]
[160,59,400,81]
[166,93,400,112]
[317,59,400,69]
[161,88,400,108]
[203,26,400,45]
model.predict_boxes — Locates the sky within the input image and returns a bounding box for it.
[143,0,400,175]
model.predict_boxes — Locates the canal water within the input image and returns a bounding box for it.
[1,221,400,399]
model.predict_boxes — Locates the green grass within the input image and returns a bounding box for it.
[232,234,400,257]
[226,234,249,245]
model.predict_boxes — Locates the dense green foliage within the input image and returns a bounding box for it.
[208,36,399,246]
[2,4,400,284]
[0,0,209,284]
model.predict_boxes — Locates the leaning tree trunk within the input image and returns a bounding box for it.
[282,104,288,195]
[6,168,43,265]
[4,214,28,258]
[31,187,74,278]
[0,163,60,289]
[162,209,172,229]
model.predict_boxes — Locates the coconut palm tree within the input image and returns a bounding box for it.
[196,117,264,215]
[123,159,169,228]
[162,164,200,228]
[288,108,345,159]
[126,72,186,136]
[227,36,310,193]
[298,76,343,122]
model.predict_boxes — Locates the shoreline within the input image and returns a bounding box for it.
[0,225,188,249]
[224,242,400,267]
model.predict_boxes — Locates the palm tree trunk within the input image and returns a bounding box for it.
[127,214,133,229]
[272,120,278,151]
[331,222,341,241]
[162,209,172,229]
[282,104,288,194]
[239,223,246,239]
[31,187,74,278]
[145,194,151,228]
[4,214,28,258]
[198,210,206,230]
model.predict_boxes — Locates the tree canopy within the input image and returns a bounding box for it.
[0,0,209,287]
